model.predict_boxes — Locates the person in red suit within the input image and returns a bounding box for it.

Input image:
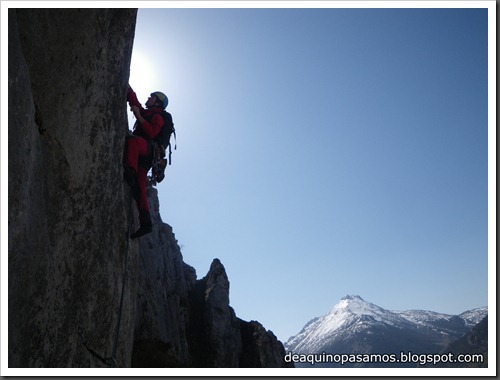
[124,84,169,239]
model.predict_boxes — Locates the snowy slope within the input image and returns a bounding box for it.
[285,295,487,366]
[459,307,489,327]
[286,295,414,353]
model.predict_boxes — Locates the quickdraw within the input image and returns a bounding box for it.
[151,142,167,184]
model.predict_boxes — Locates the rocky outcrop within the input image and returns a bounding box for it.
[433,316,488,368]
[8,9,290,368]
[239,320,292,367]
[130,185,196,368]
[187,258,243,367]
[132,186,292,367]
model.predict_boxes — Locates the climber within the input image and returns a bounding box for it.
[123,84,169,239]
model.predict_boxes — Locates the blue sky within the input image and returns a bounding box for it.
[128,4,492,342]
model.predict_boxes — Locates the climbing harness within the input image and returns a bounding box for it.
[150,141,168,183]
[78,198,134,367]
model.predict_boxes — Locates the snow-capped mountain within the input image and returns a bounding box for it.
[285,295,487,367]
[286,295,414,353]
[458,307,489,327]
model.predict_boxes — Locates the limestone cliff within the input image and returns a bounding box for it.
[8,9,291,368]
[133,186,291,367]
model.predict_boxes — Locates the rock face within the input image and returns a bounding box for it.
[433,316,488,368]
[132,186,292,367]
[8,9,290,368]
[8,8,138,368]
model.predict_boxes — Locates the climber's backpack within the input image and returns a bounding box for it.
[151,110,176,183]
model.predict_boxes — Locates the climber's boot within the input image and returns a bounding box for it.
[131,209,152,239]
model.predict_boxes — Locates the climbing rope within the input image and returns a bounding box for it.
[110,197,134,365]
[78,197,134,367]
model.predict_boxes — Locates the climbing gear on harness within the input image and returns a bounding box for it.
[151,142,168,183]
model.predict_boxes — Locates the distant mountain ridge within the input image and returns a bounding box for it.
[285,295,487,368]
[432,315,488,368]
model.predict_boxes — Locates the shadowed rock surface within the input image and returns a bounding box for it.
[432,316,488,368]
[9,8,138,367]
[8,8,290,368]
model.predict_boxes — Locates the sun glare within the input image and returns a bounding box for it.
[127,49,160,129]
[129,49,158,100]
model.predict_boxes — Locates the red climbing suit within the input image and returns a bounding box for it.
[124,87,165,213]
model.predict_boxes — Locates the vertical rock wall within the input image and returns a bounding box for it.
[8,8,138,367]
[131,186,197,367]
[8,8,292,369]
